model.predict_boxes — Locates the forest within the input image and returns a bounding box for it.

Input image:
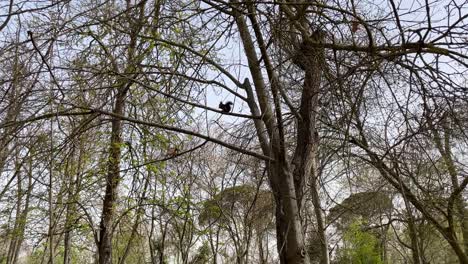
[0,0,467,263]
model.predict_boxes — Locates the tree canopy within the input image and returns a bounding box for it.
[0,0,467,263]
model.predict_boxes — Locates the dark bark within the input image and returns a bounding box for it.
[97,1,150,262]
[406,209,422,264]
[270,164,308,264]
[232,4,330,263]
[291,32,329,264]
[98,89,126,264]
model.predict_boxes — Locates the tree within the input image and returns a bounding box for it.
[337,220,383,264]
[199,184,274,263]
[0,0,467,263]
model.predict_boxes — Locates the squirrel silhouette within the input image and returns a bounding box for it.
[219,101,233,113]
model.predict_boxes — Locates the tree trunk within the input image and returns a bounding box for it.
[406,206,423,264]
[269,163,310,264]
[292,32,329,264]
[233,4,328,264]
[98,90,126,264]
[310,179,329,264]
[6,156,23,264]
[258,232,267,264]
[6,152,33,264]
[97,1,151,261]
[63,199,73,264]
[63,142,84,264]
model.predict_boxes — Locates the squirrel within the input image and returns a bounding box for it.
[219,101,233,113]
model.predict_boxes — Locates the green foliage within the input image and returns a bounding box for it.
[337,220,383,264]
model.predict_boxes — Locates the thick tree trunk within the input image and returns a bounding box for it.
[461,206,468,257]
[233,5,314,263]
[97,1,150,261]
[403,200,423,264]
[291,32,329,264]
[408,214,423,264]
[268,162,310,264]
[63,206,73,264]
[98,90,126,264]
